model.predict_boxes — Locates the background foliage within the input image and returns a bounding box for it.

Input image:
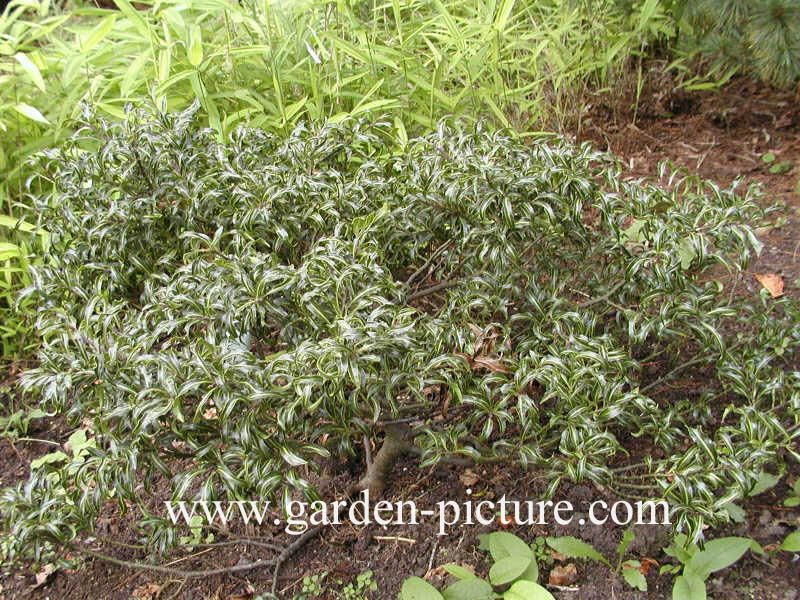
[678,0,800,88]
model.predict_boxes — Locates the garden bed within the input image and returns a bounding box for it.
[1,75,798,600]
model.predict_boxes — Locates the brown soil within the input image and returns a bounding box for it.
[1,76,799,600]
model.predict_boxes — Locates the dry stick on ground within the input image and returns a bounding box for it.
[67,526,321,587]
[270,526,323,596]
[575,280,626,308]
[406,280,458,302]
[405,241,454,287]
[68,544,276,577]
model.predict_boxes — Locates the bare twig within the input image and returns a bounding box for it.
[426,537,440,574]
[576,280,625,308]
[407,280,458,302]
[406,241,453,286]
[68,544,275,577]
[374,536,416,544]
[15,437,62,447]
[6,438,23,461]
[640,355,707,394]
[271,526,323,596]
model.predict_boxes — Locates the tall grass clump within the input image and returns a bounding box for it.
[1,0,674,202]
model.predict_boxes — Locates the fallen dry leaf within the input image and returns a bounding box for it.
[550,551,567,562]
[549,563,578,586]
[452,352,510,373]
[496,514,514,529]
[754,273,784,298]
[33,563,56,587]
[638,557,659,574]
[467,323,484,339]
[132,583,162,600]
[471,357,511,374]
[459,468,479,487]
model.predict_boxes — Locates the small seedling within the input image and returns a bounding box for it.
[769,161,793,175]
[400,531,555,600]
[178,514,213,550]
[783,479,800,507]
[342,570,378,600]
[298,572,327,599]
[660,534,756,600]
[545,530,647,592]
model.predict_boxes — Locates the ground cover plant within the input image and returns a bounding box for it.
[1,103,798,576]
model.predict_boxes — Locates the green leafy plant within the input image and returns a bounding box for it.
[529,537,553,568]
[545,531,646,591]
[262,570,370,600]
[342,570,378,600]
[0,0,675,201]
[780,530,800,553]
[0,403,48,439]
[28,428,96,472]
[400,531,554,600]
[0,213,47,357]
[660,534,755,600]
[0,0,680,362]
[783,479,800,508]
[296,572,327,600]
[178,514,213,550]
[2,104,798,570]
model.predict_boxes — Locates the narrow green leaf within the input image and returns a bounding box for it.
[0,242,23,261]
[14,103,50,125]
[82,15,116,54]
[188,24,203,67]
[13,53,46,92]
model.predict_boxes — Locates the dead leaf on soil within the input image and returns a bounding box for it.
[453,352,509,373]
[638,557,659,574]
[549,563,578,586]
[754,273,784,298]
[496,514,514,529]
[33,563,56,587]
[471,357,511,374]
[549,551,567,562]
[425,566,448,579]
[132,583,162,600]
[459,468,480,487]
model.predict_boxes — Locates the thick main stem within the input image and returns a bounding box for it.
[349,424,415,498]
